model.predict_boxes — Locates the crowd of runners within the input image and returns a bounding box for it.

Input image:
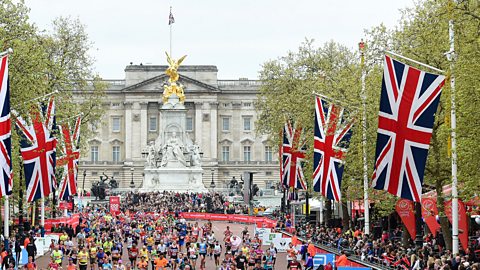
[4,191,304,270]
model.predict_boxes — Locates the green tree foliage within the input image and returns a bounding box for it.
[0,0,104,210]
[257,0,479,239]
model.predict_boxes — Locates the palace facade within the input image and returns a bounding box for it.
[78,64,279,191]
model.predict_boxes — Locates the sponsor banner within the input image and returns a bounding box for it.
[263,233,282,246]
[58,201,73,210]
[254,227,271,239]
[313,253,336,267]
[109,196,121,215]
[395,199,416,240]
[272,236,291,252]
[421,197,441,236]
[43,214,80,230]
[179,213,277,228]
[338,267,371,270]
[445,199,469,250]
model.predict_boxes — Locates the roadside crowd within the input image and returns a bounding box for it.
[279,213,480,270]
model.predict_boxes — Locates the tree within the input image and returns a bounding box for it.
[364,0,480,250]
[0,0,105,219]
[256,40,369,227]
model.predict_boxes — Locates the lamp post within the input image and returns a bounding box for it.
[130,167,135,189]
[82,170,87,196]
[210,168,215,189]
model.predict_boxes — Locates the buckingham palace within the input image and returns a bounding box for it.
[78,63,280,191]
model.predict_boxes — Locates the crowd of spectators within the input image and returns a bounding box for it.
[121,191,250,215]
[279,213,480,270]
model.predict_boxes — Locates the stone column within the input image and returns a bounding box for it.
[210,102,218,162]
[132,102,142,159]
[140,102,148,147]
[194,102,203,147]
[124,101,133,161]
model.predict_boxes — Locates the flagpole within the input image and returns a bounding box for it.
[1,47,12,239]
[22,90,58,105]
[4,197,8,238]
[385,50,445,74]
[312,91,360,111]
[41,198,45,227]
[359,40,370,235]
[446,0,459,254]
[170,6,173,57]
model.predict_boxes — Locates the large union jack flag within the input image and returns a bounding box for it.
[281,122,307,190]
[16,96,57,202]
[57,116,81,201]
[313,96,354,201]
[372,55,445,202]
[0,55,12,197]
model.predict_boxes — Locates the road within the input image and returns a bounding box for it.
[33,221,288,269]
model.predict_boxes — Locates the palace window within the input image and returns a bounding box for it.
[243,146,251,162]
[112,146,120,163]
[222,146,230,162]
[149,116,157,131]
[243,117,251,131]
[91,146,99,162]
[222,117,230,131]
[265,146,273,162]
[112,117,121,132]
[186,117,193,131]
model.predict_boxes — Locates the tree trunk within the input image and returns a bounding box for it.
[342,201,350,230]
[325,200,332,227]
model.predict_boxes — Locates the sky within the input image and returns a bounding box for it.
[24,0,413,80]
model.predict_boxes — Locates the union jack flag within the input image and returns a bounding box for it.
[16,96,57,202]
[57,116,81,201]
[313,96,354,201]
[372,55,445,202]
[0,55,12,197]
[281,122,307,190]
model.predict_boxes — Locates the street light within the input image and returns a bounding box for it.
[210,168,215,189]
[130,167,135,189]
[82,170,87,196]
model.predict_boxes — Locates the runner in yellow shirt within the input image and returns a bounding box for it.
[77,247,89,270]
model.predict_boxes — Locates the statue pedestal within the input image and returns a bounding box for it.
[141,167,207,192]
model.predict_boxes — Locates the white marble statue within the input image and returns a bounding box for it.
[146,141,156,168]
[191,145,201,167]
[160,132,186,167]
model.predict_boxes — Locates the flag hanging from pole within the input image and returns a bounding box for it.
[371,55,445,202]
[57,116,81,201]
[313,96,354,202]
[16,96,57,202]
[169,7,175,25]
[0,55,12,198]
[281,122,307,190]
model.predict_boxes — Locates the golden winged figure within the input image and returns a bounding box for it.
[163,52,187,104]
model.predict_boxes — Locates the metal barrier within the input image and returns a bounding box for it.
[281,231,396,270]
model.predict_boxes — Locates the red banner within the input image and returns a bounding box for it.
[179,213,277,228]
[58,201,73,210]
[444,200,469,250]
[421,197,440,236]
[395,199,416,240]
[43,213,80,230]
[109,196,121,215]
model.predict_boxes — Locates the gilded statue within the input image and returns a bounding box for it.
[163,52,187,104]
